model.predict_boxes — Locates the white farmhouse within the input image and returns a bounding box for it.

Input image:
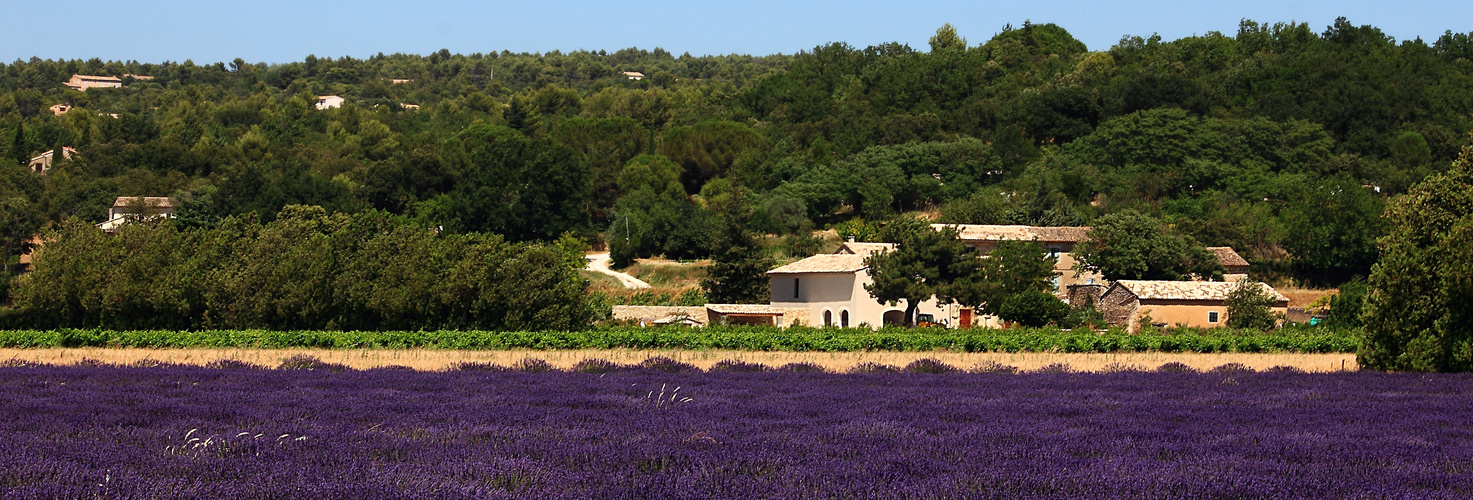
[315,95,344,110]
[767,244,962,329]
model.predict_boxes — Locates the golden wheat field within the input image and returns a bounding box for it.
[0,348,1359,372]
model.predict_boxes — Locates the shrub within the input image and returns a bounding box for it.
[276,355,350,372]
[849,362,899,374]
[1099,362,1143,373]
[1156,362,1197,373]
[709,360,770,372]
[999,290,1070,328]
[1209,363,1255,374]
[638,357,698,373]
[969,361,1019,374]
[0,358,45,368]
[204,359,262,370]
[774,362,827,373]
[571,359,625,373]
[450,362,512,372]
[131,359,187,369]
[1325,277,1368,329]
[903,358,960,374]
[511,359,554,373]
[1226,280,1281,331]
[1031,363,1073,374]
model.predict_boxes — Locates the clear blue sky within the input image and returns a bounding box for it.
[5,0,1469,64]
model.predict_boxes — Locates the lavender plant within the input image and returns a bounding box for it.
[1,365,1471,498]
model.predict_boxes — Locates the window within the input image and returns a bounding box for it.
[1051,276,1060,292]
[840,310,850,328]
[1087,278,1096,285]
[1048,246,1063,258]
[823,310,833,326]
[794,278,800,299]
[1208,311,1220,323]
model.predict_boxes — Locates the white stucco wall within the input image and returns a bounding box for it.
[769,271,961,329]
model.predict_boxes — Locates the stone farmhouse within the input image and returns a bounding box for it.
[97,197,176,233]
[612,224,1279,331]
[934,224,1102,294]
[1099,280,1289,332]
[623,71,645,80]
[1207,246,1251,280]
[65,74,123,91]
[27,147,78,173]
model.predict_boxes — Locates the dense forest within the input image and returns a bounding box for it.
[2,18,1471,296]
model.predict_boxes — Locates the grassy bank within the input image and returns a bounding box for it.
[0,326,1360,353]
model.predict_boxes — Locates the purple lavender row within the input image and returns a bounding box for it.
[2,365,1470,499]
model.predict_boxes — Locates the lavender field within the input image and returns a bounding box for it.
[3,363,1472,498]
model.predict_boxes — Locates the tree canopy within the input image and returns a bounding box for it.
[1360,146,1473,372]
[1075,210,1223,281]
[0,18,1468,287]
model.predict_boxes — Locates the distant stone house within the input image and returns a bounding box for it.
[315,95,345,110]
[97,196,176,233]
[1206,246,1251,280]
[1099,280,1289,332]
[389,78,413,84]
[65,74,122,91]
[622,71,645,80]
[932,224,1103,296]
[49,103,72,116]
[28,147,78,173]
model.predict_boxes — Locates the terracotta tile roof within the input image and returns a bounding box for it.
[835,242,895,256]
[767,254,868,274]
[623,71,645,77]
[112,196,174,209]
[1206,247,1250,267]
[932,224,1091,243]
[705,304,785,315]
[1113,280,1288,303]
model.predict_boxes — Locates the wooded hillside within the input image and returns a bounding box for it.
[2,18,1470,288]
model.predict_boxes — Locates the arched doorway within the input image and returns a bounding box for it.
[882,310,906,326]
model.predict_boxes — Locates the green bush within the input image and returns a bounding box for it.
[11,207,592,331]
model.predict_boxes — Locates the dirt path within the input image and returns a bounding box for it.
[585,252,650,289]
[0,348,1358,373]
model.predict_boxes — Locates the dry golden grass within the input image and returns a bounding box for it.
[0,348,1359,373]
[1276,285,1337,308]
[615,259,706,291]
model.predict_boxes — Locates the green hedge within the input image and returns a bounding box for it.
[0,326,1361,353]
